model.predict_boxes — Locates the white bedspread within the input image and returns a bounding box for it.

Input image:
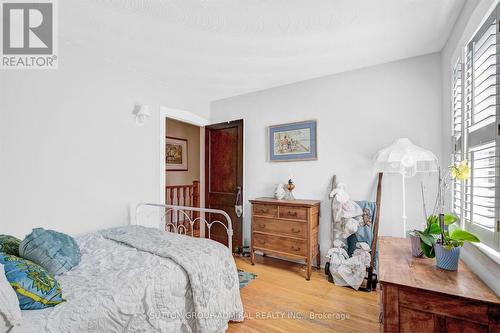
[101,226,244,333]
[18,227,242,333]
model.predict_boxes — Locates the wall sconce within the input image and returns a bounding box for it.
[135,105,151,126]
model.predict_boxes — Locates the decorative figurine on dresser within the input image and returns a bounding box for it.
[249,197,321,280]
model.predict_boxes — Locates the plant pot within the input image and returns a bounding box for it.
[435,244,461,271]
[409,233,424,257]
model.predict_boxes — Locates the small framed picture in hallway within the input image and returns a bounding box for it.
[166,136,188,171]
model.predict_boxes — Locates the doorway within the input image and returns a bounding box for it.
[205,120,244,253]
[165,118,203,234]
[165,118,201,207]
[160,107,244,253]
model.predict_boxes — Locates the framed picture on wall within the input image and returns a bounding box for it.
[166,137,188,171]
[269,120,317,162]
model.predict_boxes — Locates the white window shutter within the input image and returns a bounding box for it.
[460,8,500,250]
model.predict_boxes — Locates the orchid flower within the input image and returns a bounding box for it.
[449,160,471,181]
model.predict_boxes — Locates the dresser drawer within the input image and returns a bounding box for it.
[279,206,308,221]
[398,288,489,324]
[253,217,307,238]
[252,204,278,218]
[253,233,306,256]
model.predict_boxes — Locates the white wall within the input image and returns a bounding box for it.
[166,119,200,186]
[0,43,208,239]
[440,0,500,296]
[211,53,443,265]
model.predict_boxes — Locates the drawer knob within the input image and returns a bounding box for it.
[258,240,266,245]
[259,224,266,228]
[287,211,298,217]
[291,228,301,233]
[259,209,269,214]
[291,246,301,251]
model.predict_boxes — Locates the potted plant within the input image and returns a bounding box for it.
[418,160,481,270]
[434,221,480,270]
[408,230,425,257]
[410,214,455,258]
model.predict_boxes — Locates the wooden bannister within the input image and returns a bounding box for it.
[165,181,200,232]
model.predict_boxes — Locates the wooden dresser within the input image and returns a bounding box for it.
[249,197,321,280]
[379,237,500,333]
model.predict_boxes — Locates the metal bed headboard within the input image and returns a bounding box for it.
[135,203,234,251]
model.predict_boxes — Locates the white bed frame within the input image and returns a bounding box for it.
[135,203,234,250]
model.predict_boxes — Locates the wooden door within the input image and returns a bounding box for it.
[205,120,243,252]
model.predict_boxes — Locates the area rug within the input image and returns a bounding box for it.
[238,269,257,289]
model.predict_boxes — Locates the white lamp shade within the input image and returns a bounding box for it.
[374,138,438,177]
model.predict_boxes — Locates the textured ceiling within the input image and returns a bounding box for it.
[61,0,466,111]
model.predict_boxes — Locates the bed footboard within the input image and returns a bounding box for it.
[135,203,234,251]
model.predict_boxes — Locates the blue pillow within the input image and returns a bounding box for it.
[0,253,63,310]
[19,228,80,276]
[0,235,21,256]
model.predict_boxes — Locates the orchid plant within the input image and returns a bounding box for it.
[415,213,456,258]
[433,160,470,220]
[414,159,479,255]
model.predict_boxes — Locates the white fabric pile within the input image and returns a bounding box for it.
[327,183,372,290]
[0,263,22,332]
[330,183,363,238]
[326,241,371,290]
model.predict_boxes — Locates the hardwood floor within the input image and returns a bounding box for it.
[229,255,380,333]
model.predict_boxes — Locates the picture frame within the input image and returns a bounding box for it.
[166,136,188,171]
[269,120,317,162]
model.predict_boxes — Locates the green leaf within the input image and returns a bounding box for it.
[426,215,438,225]
[427,223,442,235]
[450,229,480,243]
[444,214,458,226]
[419,233,436,246]
[426,214,458,227]
[421,241,435,258]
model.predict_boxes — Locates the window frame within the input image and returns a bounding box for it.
[453,5,500,252]
[452,58,464,225]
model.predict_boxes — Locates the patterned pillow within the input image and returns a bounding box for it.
[0,253,63,310]
[0,235,21,256]
[20,228,81,276]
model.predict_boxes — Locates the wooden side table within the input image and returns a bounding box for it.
[379,237,500,332]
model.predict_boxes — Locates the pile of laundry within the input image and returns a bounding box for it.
[326,183,376,290]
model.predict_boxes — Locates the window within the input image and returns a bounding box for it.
[453,7,500,251]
